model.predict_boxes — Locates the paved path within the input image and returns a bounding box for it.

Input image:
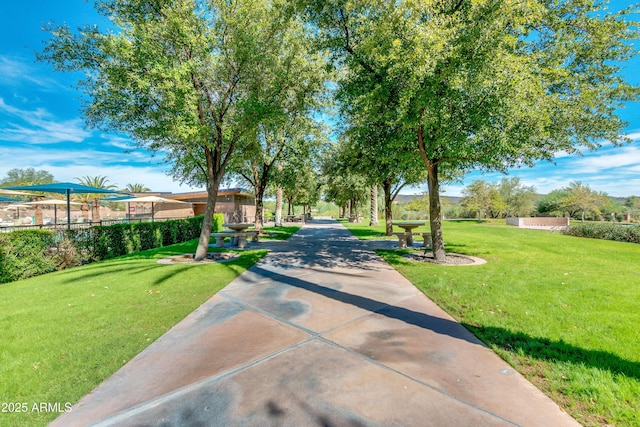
[52,220,580,426]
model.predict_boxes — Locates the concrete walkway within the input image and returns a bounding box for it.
[52,219,580,426]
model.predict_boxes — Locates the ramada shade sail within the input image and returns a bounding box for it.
[1,183,121,229]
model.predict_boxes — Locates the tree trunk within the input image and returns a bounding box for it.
[370,185,379,226]
[275,161,283,226]
[275,187,283,226]
[255,190,265,231]
[92,199,101,223]
[195,147,222,262]
[417,121,446,262]
[195,184,218,261]
[81,203,90,220]
[425,159,445,261]
[382,181,393,235]
[253,169,269,231]
[34,204,43,226]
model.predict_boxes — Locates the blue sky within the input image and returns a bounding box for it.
[1,1,639,197]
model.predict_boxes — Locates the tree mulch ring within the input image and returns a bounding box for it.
[405,252,486,266]
[157,252,239,265]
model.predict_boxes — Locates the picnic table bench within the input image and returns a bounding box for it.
[211,228,260,249]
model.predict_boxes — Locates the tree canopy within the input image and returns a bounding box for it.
[0,168,56,187]
[40,0,323,259]
[303,0,639,260]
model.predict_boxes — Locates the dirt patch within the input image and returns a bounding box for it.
[157,252,240,265]
[404,252,486,266]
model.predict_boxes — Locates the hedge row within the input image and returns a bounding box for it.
[0,230,59,284]
[562,222,640,244]
[0,216,207,284]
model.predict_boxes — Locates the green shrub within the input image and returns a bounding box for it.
[563,222,640,243]
[213,213,224,232]
[0,216,205,284]
[0,230,58,283]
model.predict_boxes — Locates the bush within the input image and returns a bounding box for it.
[563,222,640,244]
[0,230,58,283]
[0,216,205,284]
[213,213,224,232]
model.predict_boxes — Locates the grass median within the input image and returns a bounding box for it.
[0,224,300,427]
[343,219,640,427]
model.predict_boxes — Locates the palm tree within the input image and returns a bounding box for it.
[123,183,151,193]
[74,176,118,223]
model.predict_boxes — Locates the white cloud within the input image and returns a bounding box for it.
[0,98,90,143]
[0,144,201,193]
[568,146,640,174]
[0,55,69,91]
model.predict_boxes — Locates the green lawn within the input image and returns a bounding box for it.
[0,225,299,427]
[344,220,640,427]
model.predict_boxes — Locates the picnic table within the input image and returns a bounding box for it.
[211,223,258,249]
[391,221,425,247]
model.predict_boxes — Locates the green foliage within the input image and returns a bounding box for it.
[537,181,611,221]
[460,178,537,219]
[212,213,224,232]
[0,167,55,187]
[0,217,204,284]
[39,0,324,260]
[305,0,639,260]
[0,230,58,283]
[563,222,640,244]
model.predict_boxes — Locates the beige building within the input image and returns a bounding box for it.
[148,188,256,222]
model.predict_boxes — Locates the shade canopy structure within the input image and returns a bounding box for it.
[3,183,120,229]
[0,188,36,196]
[0,196,22,203]
[4,203,33,219]
[117,195,190,222]
[25,199,82,226]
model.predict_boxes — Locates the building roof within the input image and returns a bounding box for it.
[169,188,254,202]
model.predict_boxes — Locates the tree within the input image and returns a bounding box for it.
[41,0,309,260]
[537,189,571,217]
[123,183,151,193]
[75,175,117,222]
[461,180,507,219]
[497,177,537,217]
[229,116,327,231]
[561,181,608,222]
[322,139,370,222]
[0,168,55,187]
[304,0,639,261]
[342,120,427,234]
[281,156,322,216]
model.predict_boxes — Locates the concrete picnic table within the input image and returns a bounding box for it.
[211,223,257,249]
[389,221,427,248]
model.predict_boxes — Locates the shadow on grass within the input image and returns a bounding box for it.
[345,228,388,239]
[50,248,267,288]
[466,325,640,381]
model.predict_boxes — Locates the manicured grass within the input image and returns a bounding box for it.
[344,220,640,426]
[0,238,268,427]
[260,225,301,241]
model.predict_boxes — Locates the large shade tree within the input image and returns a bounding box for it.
[341,120,427,234]
[41,0,309,260]
[229,116,327,230]
[304,0,639,261]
